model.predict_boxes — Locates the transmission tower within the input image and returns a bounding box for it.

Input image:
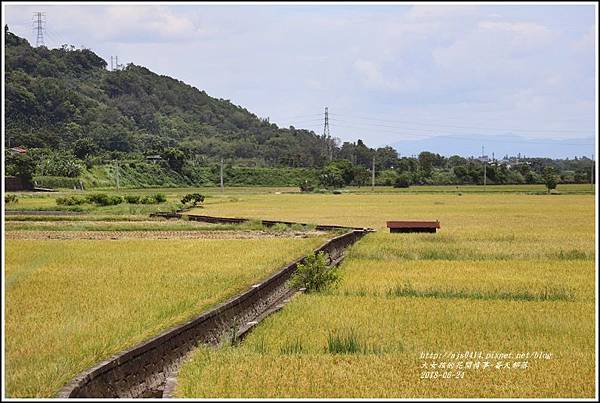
[323,106,330,139]
[32,12,46,47]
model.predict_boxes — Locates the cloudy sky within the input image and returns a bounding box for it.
[4,2,597,157]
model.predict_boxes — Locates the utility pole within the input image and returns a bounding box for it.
[115,161,120,191]
[32,12,45,47]
[220,159,224,192]
[371,156,375,192]
[591,154,595,189]
[482,145,487,190]
[323,106,332,161]
[110,56,113,71]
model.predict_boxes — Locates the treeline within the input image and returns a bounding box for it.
[5,146,594,190]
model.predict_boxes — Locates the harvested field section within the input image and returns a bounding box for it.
[5,237,324,397]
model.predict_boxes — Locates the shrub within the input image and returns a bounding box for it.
[86,193,123,206]
[56,195,87,206]
[124,195,140,204]
[139,195,157,204]
[181,193,205,206]
[394,174,412,188]
[299,180,315,193]
[5,194,19,204]
[153,193,167,203]
[288,251,338,293]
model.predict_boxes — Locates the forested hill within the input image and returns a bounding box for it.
[4,29,331,167]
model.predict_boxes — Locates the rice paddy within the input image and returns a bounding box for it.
[4,237,324,397]
[175,189,596,398]
[3,184,596,398]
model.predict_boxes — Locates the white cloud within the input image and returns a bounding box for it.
[3,4,595,149]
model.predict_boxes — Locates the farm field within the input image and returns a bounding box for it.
[175,190,596,398]
[4,237,325,397]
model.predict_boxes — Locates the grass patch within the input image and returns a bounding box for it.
[386,283,576,302]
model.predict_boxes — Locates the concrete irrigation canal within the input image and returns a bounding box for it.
[57,214,373,398]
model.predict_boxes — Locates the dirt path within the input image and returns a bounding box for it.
[6,230,324,240]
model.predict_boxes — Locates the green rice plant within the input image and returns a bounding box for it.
[385,283,576,302]
[326,328,362,354]
[280,338,305,355]
[552,249,590,260]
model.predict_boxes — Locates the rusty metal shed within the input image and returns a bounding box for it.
[386,220,440,233]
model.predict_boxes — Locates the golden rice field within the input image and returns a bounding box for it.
[4,237,325,397]
[176,191,596,398]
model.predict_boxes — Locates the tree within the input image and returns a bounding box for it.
[319,165,345,189]
[542,166,559,193]
[544,175,558,193]
[5,152,36,183]
[163,147,185,173]
[418,151,438,178]
[351,166,370,187]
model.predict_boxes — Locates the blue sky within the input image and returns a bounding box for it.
[4,3,597,157]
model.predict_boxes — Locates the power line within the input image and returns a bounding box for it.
[326,121,594,146]
[329,113,590,135]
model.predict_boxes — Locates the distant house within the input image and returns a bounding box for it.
[146,155,162,164]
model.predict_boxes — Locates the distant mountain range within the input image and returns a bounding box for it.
[391,134,595,159]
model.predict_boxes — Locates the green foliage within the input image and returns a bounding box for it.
[299,179,315,192]
[319,166,345,189]
[288,251,338,293]
[33,176,81,189]
[86,193,123,206]
[5,194,19,204]
[394,173,412,188]
[153,193,167,203]
[5,152,36,182]
[181,193,205,206]
[270,223,290,232]
[56,195,87,206]
[124,195,140,204]
[543,166,559,193]
[36,151,82,177]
